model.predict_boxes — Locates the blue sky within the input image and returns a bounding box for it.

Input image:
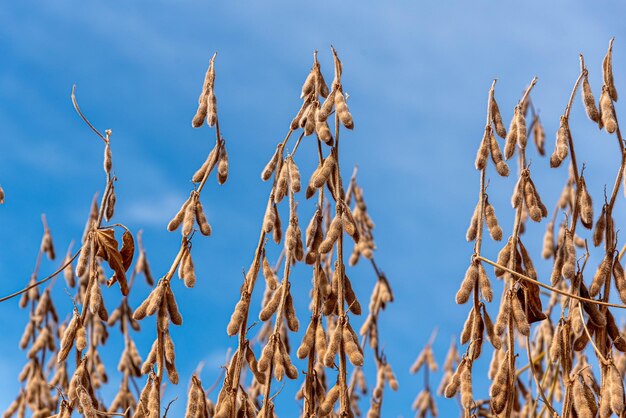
[2,2,626,417]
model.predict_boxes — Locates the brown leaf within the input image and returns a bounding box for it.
[119,230,135,272]
[96,229,129,296]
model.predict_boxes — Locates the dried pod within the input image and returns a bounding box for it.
[284,292,299,332]
[297,321,315,359]
[262,146,281,181]
[593,206,606,247]
[259,285,282,322]
[478,263,493,302]
[320,384,340,415]
[475,130,489,170]
[561,230,576,280]
[490,93,507,138]
[495,240,511,277]
[532,115,546,156]
[614,256,626,304]
[344,324,364,366]
[274,161,290,203]
[573,376,598,418]
[511,292,530,336]
[550,117,569,168]
[165,286,183,325]
[263,201,276,234]
[504,108,518,160]
[104,142,113,174]
[195,200,212,236]
[335,90,354,129]
[444,360,466,398]
[287,158,301,193]
[319,214,342,254]
[515,105,527,148]
[312,154,336,189]
[58,315,79,361]
[484,199,503,241]
[168,198,192,232]
[206,92,217,127]
[217,145,228,184]
[489,349,510,414]
[540,224,555,261]
[324,321,342,367]
[262,252,279,291]
[600,86,617,134]
[459,361,473,409]
[589,255,611,297]
[455,262,478,305]
[494,293,511,336]
[482,306,500,349]
[603,40,618,102]
[460,308,475,345]
[609,364,625,415]
[579,176,593,229]
[582,71,600,122]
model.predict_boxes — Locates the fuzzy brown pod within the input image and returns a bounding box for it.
[58,314,79,362]
[488,128,509,176]
[613,256,626,304]
[484,198,502,241]
[259,285,283,322]
[489,349,510,414]
[192,57,215,127]
[606,309,626,352]
[600,86,617,133]
[217,144,228,184]
[504,107,518,160]
[324,320,342,367]
[573,375,598,418]
[287,157,301,193]
[195,199,212,236]
[165,286,183,325]
[460,307,474,345]
[482,305,500,349]
[465,201,479,242]
[291,97,312,131]
[319,214,342,254]
[511,291,530,336]
[297,320,316,359]
[490,93,507,138]
[589,254,611,297]
[455,262,478,304]
[262,251,279,291]
[105,186,116,221]
[475,129,489,171]
[168,196,192,232]
[515,105,527,148]
[494,292,511,336]
[285,292,299,332]
[532,115,546,156]
[561,230,576,280]
[206,92,218,127]
[312,154,337,190]
[550,116,570,168]
[579,176,593,229]
[495,239,512,278]
[335,89,354,129]
[344,322,364,366]
[593,206,606,247]
[603,40,618,102]
[609,364,625,415]
[262,145,282,181]
[192,146,218,183]
[304,103,318,136]
[582,71,600,122]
